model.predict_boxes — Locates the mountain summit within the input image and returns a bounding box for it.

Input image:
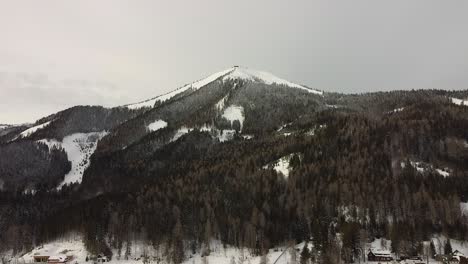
[125,66,321,109]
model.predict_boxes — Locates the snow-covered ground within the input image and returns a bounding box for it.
[451,97,468,106]
[222,105,245,131]
[9,234,468,264]
[20,234,87,262]
[147,120,168,132]
[13,236,308,264]
[38,132,108,189]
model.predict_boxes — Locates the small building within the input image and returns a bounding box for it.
[47,256,68,264]
[33,255,50,263]
[399,256,425,264]
[368,249,393,262]
[451,250,467,263]
[96,255,108,263]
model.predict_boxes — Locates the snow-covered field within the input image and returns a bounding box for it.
[12,236,308,264]
[8,234,468,264]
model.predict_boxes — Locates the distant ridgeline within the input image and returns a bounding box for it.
[1,67,468,264]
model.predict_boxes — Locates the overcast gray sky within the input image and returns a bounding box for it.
[1,0,468,123]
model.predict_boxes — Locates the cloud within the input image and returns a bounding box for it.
[0,72,130,123]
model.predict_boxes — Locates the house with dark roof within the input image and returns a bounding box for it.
[368,248,393,262]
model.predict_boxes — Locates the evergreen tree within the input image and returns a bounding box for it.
[445,239,453,255]
[300,243,310,264]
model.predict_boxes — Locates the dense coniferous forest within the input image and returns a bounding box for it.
[1,75,468,263]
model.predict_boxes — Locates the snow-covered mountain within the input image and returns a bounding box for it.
[2,67,468,264]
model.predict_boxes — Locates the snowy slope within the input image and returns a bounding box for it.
[14,121,51,140]
[125,68,234,109]
[57,132,108,189]
[38,132,108,189]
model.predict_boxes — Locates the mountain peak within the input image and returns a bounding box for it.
[223,66,322,95]
[125,66,321,109]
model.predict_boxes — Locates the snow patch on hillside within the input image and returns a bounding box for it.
[147,120,168,132]
[37,138,62,152]
[224,67,322,95]
[215,94,229,111]
[461,202,468,216]
[171,127,193,142]
[126,68,234,109]
[222,105,244,131]
[242,134,254,140]
[57,132,108,189]
[263,153,299,178]
[217,129,236,142]
[451,98,468,106]
[277,122,292,132]
[435,168,450,177]
[16,121,51,139]
[170,125,238,143]
[402,160,451,177]
[387,107,405,114]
